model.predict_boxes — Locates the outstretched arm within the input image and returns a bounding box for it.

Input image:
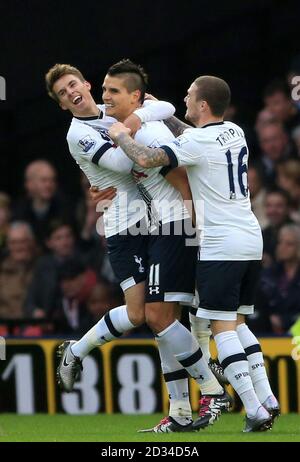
[164,116,191,137]
[123,100,176,136]
[142,93,190,136]
[109,123,170,168]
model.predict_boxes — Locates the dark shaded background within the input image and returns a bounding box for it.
[1,0,299,198]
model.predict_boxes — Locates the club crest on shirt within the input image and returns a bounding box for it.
[173,136,188,147]
[78,135,96,152]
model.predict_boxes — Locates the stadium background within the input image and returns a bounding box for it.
[1,0,300,422]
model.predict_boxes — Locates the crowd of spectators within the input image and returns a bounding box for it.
[1,62,300,338]
[0,160,122,337]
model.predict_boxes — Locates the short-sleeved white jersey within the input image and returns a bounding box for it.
[67,107,146,238]
[133,121,189,227]
[67,105,189,236]
[161,121,263,260]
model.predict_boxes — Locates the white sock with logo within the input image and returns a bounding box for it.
[71,305,134,359]
[157,320,223,394]
[237,323,274,403]
[214,330,264,417]
[156,336,192,418]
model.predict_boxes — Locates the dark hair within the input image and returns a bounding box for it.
[266,188,291,205]
[107,59,148,103]
[46,219,74,239]
[248,163,264,182]
[58,258,86,281]
[194,76,231,117]
[263,79,291,100]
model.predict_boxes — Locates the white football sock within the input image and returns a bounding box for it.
[237,323,274,403]
[157,320,223,395]
[215,330,262,417]
[189,314,212,363]
[71,305,134,359]
[156,336,191,417]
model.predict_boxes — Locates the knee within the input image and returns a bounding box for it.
[145,308,175,334]
[127,307,145,326]
[145,310,159,332]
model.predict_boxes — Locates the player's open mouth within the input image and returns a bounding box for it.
[105,104,114,108]
[73,96,82,105]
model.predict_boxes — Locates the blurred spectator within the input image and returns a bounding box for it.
[224,103,237,121]
[74,172,118,282]
[84,281,123,328]
[13,160,72,247]
[277,159,300,223]
[248,165,269,229]
[76,172,93,233]
[24,220,84,319]
[255,108,275,136]
[223,101,257,156]
[263,79,300,135]
[256,121,292,188]
[51,258,97,335]
[255,224,300,335]
[287,54,300,110]
[0,222,38,319]
[291,125,300,157]
[262,189,294,267]
[0,192,11,256]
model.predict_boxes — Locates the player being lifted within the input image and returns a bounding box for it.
[45,61,231,433]
[108,75,280,432]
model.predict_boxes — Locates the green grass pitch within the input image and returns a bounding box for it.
[0,413,299,442]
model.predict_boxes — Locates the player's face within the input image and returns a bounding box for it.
[53,74,94,116]
[102,75,140,122]
[184,83,202,125]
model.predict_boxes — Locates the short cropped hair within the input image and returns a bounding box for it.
[194,76,231,117]
[279,224,300,257]
[263,79,291,100]
[45,64,85,102]
[46,219,74,240]
[265,188,291,206]
[107,59,148,103]
[277,159,300,186]
[58,258,86,281]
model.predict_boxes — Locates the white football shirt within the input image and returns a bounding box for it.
[67,107,146,238]
[68,106,189,234]
[133,121,190,227]
[161,121,263,260]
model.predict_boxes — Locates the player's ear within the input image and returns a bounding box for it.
[200,100,208,111]
[132,89,141,103]
[84,81,91,91]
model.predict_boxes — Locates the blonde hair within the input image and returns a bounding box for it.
[277,159,300,185]
[45,63,85,102]
[279,224,300,257]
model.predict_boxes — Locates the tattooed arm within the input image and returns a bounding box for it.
[109,122,170,168]
[164,116,191,137]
